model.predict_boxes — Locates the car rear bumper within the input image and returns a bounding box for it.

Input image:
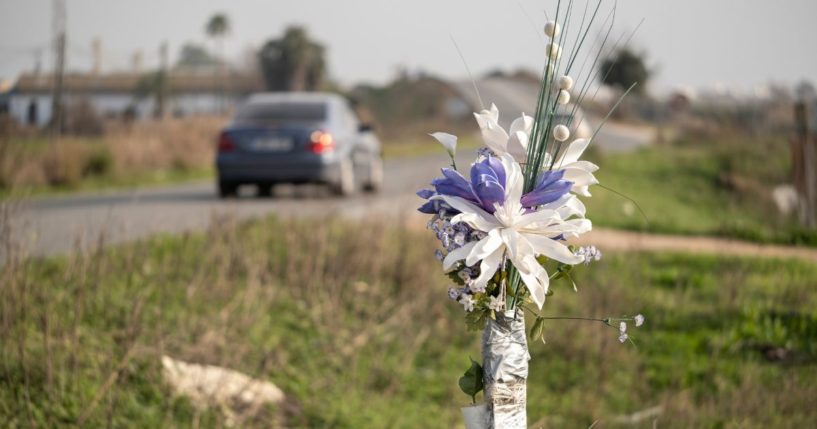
[216,155,339,184]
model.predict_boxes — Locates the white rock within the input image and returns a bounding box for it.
[161,355,285,426]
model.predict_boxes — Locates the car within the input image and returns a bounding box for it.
[215,92,383,197]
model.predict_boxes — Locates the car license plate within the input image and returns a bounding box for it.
[252,137,292,152]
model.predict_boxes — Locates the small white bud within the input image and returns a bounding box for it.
[634,314,645,327]
[544,21,561,38]
[558,75,574,90]
[553,124,570,142]
[546,42,562,60]
[619,321,627,334]
[557,90,570,105]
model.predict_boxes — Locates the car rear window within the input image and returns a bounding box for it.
[234,102,327,125]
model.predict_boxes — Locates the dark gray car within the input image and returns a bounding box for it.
[216,92,382,197]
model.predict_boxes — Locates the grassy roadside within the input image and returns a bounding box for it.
[584,134,817,246]
[0,117,223,200]
[2,214,815,427]
[0,128,473,199]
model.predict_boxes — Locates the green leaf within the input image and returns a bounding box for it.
[465,307,489,331]
[530,316,546,341]
[458,357,484,404]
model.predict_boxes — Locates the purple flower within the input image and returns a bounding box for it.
[418,155,509,214]
[520,169,573,208]
[418,155,572,215]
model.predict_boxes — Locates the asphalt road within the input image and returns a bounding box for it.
[6,153,448,258]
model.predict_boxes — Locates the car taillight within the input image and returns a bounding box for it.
[309,131,334,154]
[218,132,235,153]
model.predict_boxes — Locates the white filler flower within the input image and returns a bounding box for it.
[558,75,574,90]
[557,90,571,105]
[546,42,562,60]
[435,154,591,309]
[553,124,570,142]
[544,21,561,38]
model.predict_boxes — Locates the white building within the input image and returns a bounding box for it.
[8,70,263,127]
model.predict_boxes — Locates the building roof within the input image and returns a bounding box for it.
[13,70,264,95]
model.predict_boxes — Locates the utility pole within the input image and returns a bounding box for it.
[51,0,67,138]
[91,37,102,75]
[155,41,168,119]
[793,102,817,228]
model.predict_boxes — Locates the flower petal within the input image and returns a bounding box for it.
[499,154,524,206]
[562,166,599,188]
[509,113,534,136]
[466,229,504,266]
[523,232,584,265]
[480,120,510,155]
[506,130,529,161]
[473,103,500,128]
[442,241,477,271]
[558,138,590,166]
[433,195,499,231]
[471,246,504,292]
[430,132,458,155]
[514,254,549,309]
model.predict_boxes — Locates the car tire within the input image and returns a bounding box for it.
[218,180,237,198]
[331,157,355,197]
[362,155,383,193]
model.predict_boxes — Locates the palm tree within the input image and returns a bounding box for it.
[205,13,230,113]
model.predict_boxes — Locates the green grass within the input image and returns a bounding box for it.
[583,134,817,246]
[1,215,815,427]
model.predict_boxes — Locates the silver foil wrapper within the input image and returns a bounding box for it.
[482,310,530,428]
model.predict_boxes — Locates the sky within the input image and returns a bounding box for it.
[1,0,816,93]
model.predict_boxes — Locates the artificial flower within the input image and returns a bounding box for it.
[473,104,533,162]
[435,154,590,309]
[552,138,600,197]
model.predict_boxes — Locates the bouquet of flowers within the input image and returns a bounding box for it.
[416,6,644,428]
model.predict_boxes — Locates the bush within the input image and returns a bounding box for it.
[41,142,86,187]
[82,147,112,177]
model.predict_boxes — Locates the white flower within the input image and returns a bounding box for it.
[553,124,570,142]
[459,294,475,312]
[618,332,629,343]
[473,103,532,162]
[544,21,561,38]
[552,138,600,197]
[574,245,601,265]
[619,321,627,334]
[558,75,573,90]
[488,295,504,311]
[430,132,457,156]
[435,154,591,309]
[634,314,645,327]
[557,90,570,105]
